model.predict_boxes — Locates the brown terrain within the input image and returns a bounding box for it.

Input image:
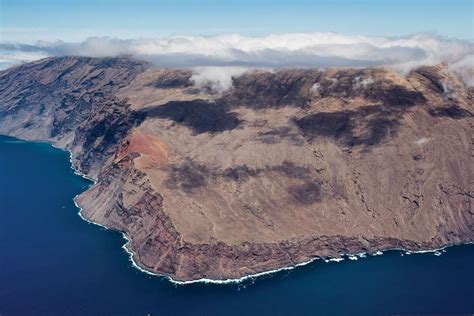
[0,56,473,282]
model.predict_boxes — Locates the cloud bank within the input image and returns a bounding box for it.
[190,67,248,92]
[1,32,473,85]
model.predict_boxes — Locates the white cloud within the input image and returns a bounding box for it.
[449,55,474,86]
[310,83,321,93]
[1,32,473,85]
[354,76,375,88]
[190,67,248,92]
[0,49,49,70]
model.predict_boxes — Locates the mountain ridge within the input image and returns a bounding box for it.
[1,56,473,282]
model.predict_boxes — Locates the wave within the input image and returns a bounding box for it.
[39,137,474,285]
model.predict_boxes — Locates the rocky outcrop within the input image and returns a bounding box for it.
[0,56,148,177]
[1,57,473,282]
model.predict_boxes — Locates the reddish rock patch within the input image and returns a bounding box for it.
[116,130,169,169]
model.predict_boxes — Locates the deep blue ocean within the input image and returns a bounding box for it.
[0,134,473,315]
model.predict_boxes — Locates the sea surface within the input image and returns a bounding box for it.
[0,134,473,316]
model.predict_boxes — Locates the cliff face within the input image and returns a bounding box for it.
[0,57,147,177]
[1,57,473,282]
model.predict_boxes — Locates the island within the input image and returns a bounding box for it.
[0,56,473,283]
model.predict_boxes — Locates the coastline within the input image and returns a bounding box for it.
[2,134,473,285]
[75,187,473,286]
[119,243,469,286]
[61,135,473,285]
[72,193,321,285]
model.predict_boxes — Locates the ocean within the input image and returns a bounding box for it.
[0,134,473,315]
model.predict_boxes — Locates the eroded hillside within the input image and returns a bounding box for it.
[1,57,473,281]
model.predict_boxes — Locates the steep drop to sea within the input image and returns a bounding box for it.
[1,135,473,315]
[0,57,473,282]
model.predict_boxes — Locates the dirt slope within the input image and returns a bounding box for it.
[1,57,473,281]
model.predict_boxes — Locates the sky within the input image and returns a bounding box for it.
[0,0,473,78]
[1,0,473,42]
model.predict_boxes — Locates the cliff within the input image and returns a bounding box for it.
[1,57,473,282]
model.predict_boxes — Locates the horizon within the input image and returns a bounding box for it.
[1,0,473,42]
[0,0,473,80]
[1,1,474,314]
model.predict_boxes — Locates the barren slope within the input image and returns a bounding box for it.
[1,57,473,282]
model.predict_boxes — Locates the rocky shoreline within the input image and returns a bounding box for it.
[4,133,473,285]
[64,147,473,284]
[1,57,473,282]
